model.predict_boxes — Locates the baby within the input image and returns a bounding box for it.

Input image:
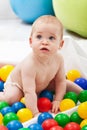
[0,15,83,116]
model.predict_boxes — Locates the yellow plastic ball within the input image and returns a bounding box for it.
[66,69,81,81]
[0,65,14,82]
[78,102,87,119]
[60,99,75,112]
[20,97,25,104]
[80,119,87,128]
[17,108,33,123]
[0,113,3,124]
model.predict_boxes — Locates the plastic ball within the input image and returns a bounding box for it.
[3,112,19,126]
[80,119,87,128]
[64,92,78,104]
[0,81,4,91]
[42,119,58,130]
[81,125,87,130]
[64,122,81,130]
[74,78,87,90]
[50,126,64,130]
[10,0,54,23]
[54,113,70,127]
[0,125,8,130]
[20,97,25,104]
[0,101,9,111]
[19,128,30,130]
[17,108,33,123]
[38,112,53,124]
[70,111,82,124]
[1,106,14,116]
[39,90,53,101]
[78,90,87,103]
[37,97,52,112]
[11,102,26,113]
[0,65,14,82]
[6,120,23,130]
[0,113,3,124]
[78,102,87,119]
[66,70,81,81]
[28,123,43,130]
[59,99,75,112]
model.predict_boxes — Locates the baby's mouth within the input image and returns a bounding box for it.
[40,47,49,51]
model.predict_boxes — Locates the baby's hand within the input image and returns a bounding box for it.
[51,100,60,114]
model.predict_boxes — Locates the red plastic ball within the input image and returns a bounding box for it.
[50,125,64,130]
[64,122,81,130]
[0,125,8,130]
[42,119,58,130]
[37,97,52,112]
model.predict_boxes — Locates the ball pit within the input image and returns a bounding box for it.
[10,0,54,23]
[0,65,87,129]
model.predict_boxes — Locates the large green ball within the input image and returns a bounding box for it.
[53,0,87,38]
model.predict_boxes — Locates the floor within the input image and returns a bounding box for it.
[0,19,87,66]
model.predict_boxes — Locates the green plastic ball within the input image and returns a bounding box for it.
[54,113,70,127]
[78,90,87,103]
[70,111,83,124]
[64,92,78,104]
[0,101,9,110]
[3,112,19,126]
[81,125,87,130]
[18,128,30,130]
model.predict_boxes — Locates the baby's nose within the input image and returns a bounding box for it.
[42,39,49,45]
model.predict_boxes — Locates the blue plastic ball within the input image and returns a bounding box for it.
[74,78,87,90]
[38,112,53,124]
[39,90,53,101]
[11,102,26,113]
[0,81,4,91]
[28,123,43,130]
[1,106,14,116]
[6,120,23,130]
[10,0,54,23]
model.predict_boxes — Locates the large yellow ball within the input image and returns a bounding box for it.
[66,70,81,81]
[78,102,87,119]
[60,99,75,112]
[0,65,14,82]
[17,108,33,123]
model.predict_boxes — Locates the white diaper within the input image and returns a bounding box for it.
[4,75,22,90]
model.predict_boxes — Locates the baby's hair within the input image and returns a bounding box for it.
[30,15,63,38]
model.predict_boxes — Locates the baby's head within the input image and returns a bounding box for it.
[30,15,63,40]
[29,15,64,52]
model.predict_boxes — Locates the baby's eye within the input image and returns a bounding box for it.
[36,35,42,39]
[49,36,55,40]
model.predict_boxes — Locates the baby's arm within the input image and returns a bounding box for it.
[52,56,66,113]
[21,64,39,116]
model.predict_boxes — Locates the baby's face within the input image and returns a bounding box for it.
[30,23,63,56]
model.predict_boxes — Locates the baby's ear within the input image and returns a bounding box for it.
[58,40,64,49]
[29,37,32,47]
[60,40,64,47]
